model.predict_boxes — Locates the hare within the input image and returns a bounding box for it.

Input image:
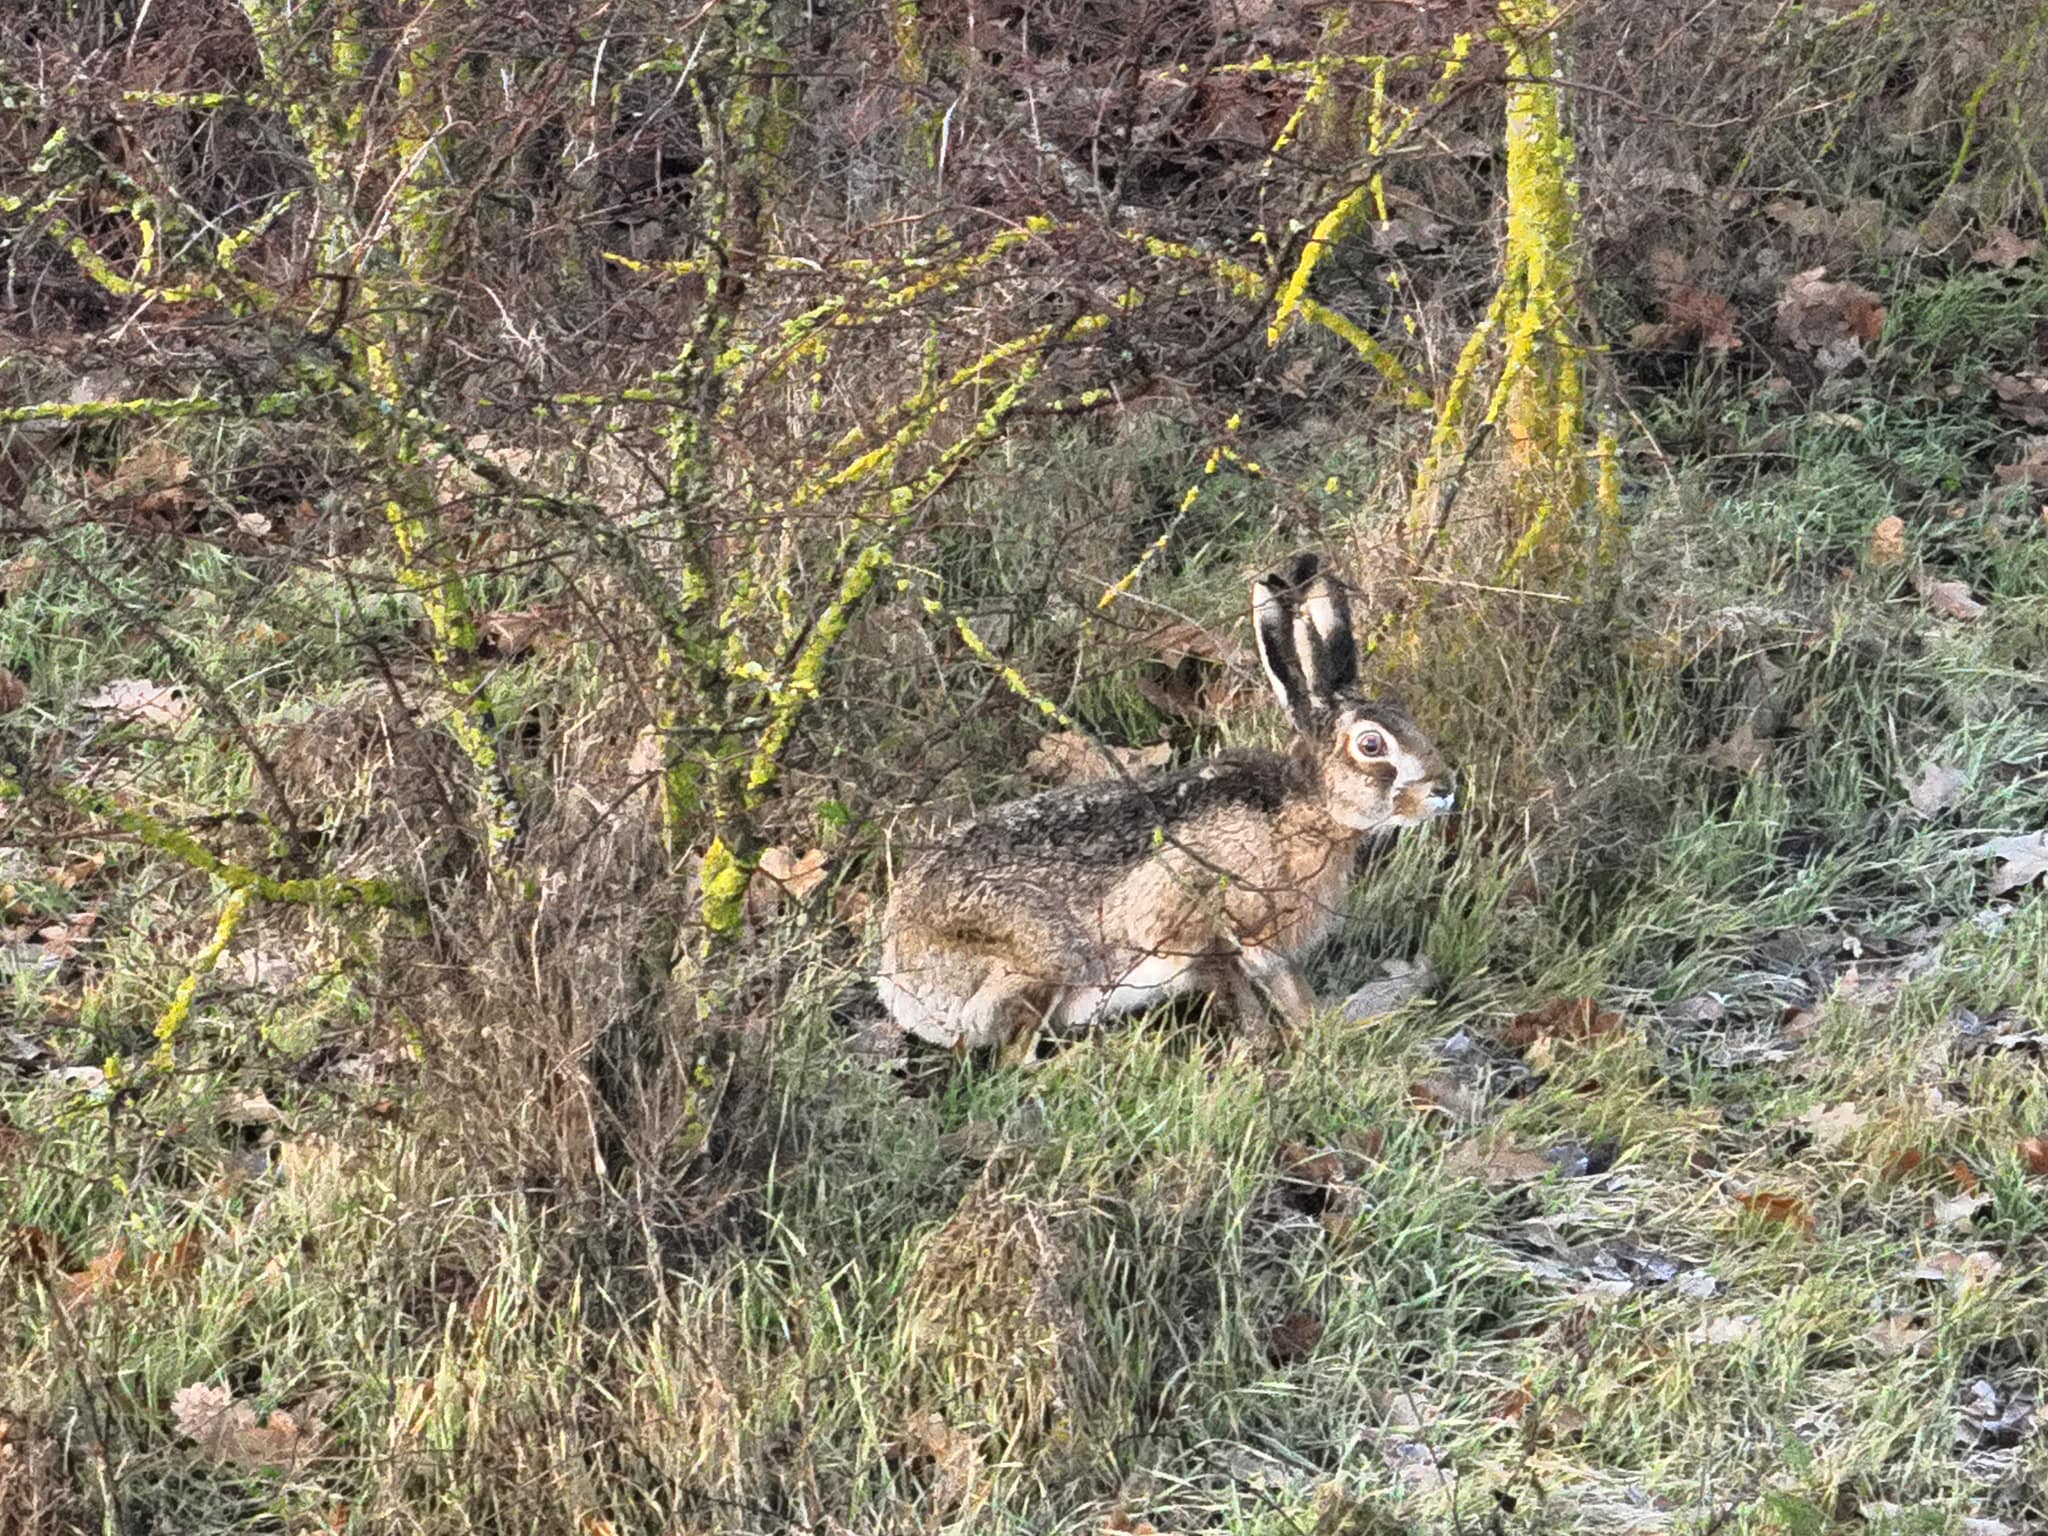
[876,553,1454,1050]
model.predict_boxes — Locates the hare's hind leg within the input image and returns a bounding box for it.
[962,962,1057,1060]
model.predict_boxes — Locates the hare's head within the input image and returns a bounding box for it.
[1253,554,1455,834]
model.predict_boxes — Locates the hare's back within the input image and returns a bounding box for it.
[900,748,1310,901]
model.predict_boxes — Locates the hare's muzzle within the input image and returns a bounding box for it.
[1425,775,1458,817]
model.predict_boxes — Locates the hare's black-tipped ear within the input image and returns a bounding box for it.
[1252,564,1313,731]
[1299,567,1358,696]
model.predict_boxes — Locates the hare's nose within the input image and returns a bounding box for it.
[1426,775,1458,814]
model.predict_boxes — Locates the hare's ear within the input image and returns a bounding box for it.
[1252,562,1314,732]
[1297,566,1359,699]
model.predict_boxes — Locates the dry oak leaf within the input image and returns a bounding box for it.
[1734,1189,1814,1235]
[1902,761,1967,818]
[1265,1308,1326,1364]
[1026,730,1171,786]
[1866,1314,1932,1357]
[1971,226,2040,269]
[2018,1138,2048,1175]
[1991,372,2048,428]
[1665,287,1743,351]
[1919,578,1986,622]
[1868,514,1906,567]
[1444,1135,1555,1187]
[1702,720,1771,774]
[1992,436,2048,487]
[1503,996,1622,1050]
[479,603,571,659]
[1981,831,2048,896]
[0,667,24,716]
[1911,1248,2002,1291]
[101,439,191,500]
[171,1382,324,1470]
[748,846,828,918]
[1797,1101,1870,1150]
[1774,267,1886,374]
[79,678,197,729]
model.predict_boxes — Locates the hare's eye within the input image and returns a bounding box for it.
[1353,730,1385,759]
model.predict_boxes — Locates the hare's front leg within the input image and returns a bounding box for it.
[1216,948,1316,1051]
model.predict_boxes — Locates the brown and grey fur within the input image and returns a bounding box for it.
[876,553,1454,1049]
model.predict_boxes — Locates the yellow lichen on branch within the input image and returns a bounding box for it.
[152,887,254,1070]
[1413,0,1594,576]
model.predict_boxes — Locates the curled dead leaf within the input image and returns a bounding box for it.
[1971,226,2040,268]
[1502,996,1622,1050]
[748,846,828,918]
[1734,1189,1814,1235]
[2018,1138,2048,1175]
[1902,761,1966,818]
[1796,1101,1869,1150]
[1980,831,2048,896]
[79,678,197,729]
[1919,578,1986,622]
[1911,1248,2001,1291]
[480,604,571,659]
[1868,514,1906,567]
[1444,1135,1555,1187]
[1991,372,2048,428]
[1702,720,1771,774]
[171,1381,325,1469]
[1026,731,1171,786]
[0,667,24,716]
[1266,1309,1325,1364]
[1774,267,1886,374]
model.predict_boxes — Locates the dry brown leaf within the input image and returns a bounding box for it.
[1911,1249,2002,1291]
[480,604,571,659]
[1026,731,1171,786]
[1868,514,1906,567]
[1502,996,1622,1050]
[748,846,828,917]
[2019,1138,2048,1175]
[1763,198,1833,238]
[36,906,99,963]
[1992,440,2048,486]
[1637,287,1744,352]
[1991,372,2048,427]
[1902,761,1967,818]
[1933,1190,1990,1227]
[1735,1189,1814,1234]
[1,554,45,595]
[1688,1314,1758,1346]
[1444,1135,1554,1187]
[1265,1309,1325,1364]
[1971,226,2040,268]
[1774,267,1886,374]
[1666,287,1743,351]
[102,440,191,500]
[1702,720,1771,774]
[78,678,197,729]
[1920,578,1987,622]
[1981,831,2048,895]
[1866,1314,1931,1357]
[1882,1147,1926,1182]
[1797,1101,1869,1150]
[1138,621,1248,668]
[0,667,24,716]
[171,1381,324,1470]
